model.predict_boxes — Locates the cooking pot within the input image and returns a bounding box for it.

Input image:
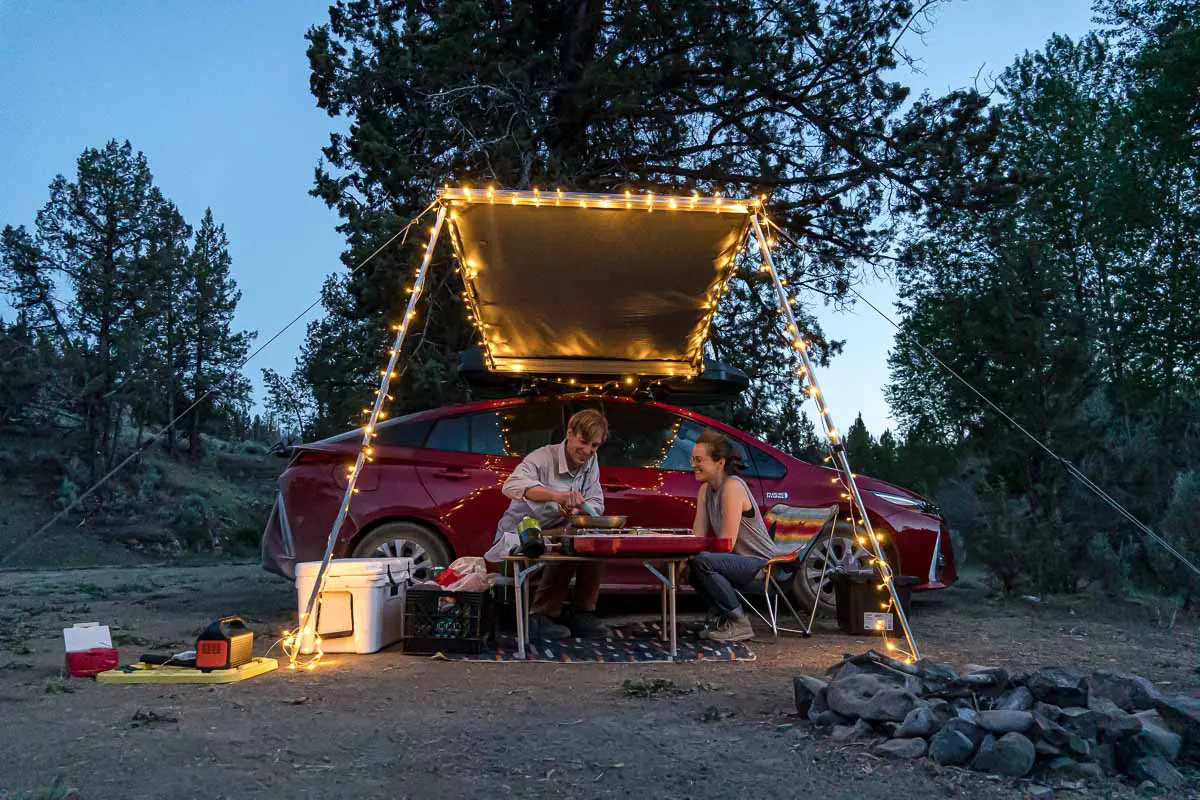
[568,515,628,529]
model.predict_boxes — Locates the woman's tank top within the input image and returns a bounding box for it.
[704,475,775,560]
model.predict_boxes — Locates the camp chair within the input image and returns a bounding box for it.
[734,505,840,639]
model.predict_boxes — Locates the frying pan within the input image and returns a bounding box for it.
[568,515,628,529]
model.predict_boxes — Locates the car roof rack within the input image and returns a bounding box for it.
[456,346,747,407]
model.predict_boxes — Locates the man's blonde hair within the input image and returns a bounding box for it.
[567,409,609,443]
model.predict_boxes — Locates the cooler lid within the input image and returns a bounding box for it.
[295,558,414,580]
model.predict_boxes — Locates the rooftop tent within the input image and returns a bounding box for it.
[440,189,754,378]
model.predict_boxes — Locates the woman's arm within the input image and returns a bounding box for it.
[715,478,751,541]
[691,484,709,537]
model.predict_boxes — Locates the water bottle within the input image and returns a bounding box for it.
[517,516,546,558]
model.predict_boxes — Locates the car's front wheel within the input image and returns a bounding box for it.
[789,522,896,615]
[351,521,451,584]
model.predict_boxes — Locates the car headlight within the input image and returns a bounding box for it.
[869,490,937,515]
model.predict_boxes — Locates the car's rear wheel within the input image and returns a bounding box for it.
[789,521,897,615]
[351,521,451,584]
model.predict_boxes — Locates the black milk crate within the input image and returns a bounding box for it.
[402,587,494,655]
[832,571,918,636]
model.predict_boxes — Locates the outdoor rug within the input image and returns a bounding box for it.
[425,621,755,663]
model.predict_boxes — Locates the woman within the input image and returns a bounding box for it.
[687,428,776,642]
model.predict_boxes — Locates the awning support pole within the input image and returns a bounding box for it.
[288,204,449,668]
[748,213,922,663]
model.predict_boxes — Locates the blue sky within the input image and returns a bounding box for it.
[0,0,1095,435]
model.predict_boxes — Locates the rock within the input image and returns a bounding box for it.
[832,718,874,742]
[829,656,923,694]
[1133,710,1183,762]
[826,674,891,719]
[1093,741,1116,772]
[896,706,938,738]
[862,689,919,723]
[1153,692,1200,761]
[944,717,986,747]
[813,709,850,727]
[913,659,958,694]
[793,675,828,717]
[1033,701,1063,721]
[1065,733,1093,760]
[914,659,958,680]
[805,687,830,722]
[1042,756,1105,782]
[977,710,1035,734]
[874,737,927,759]
[1027,785,1054,800]
[877,721,900,738]
[956,707,979,724]
[994,686,1035,711]
[1031,713,1070,748]
[1088,695,1143,739]
[929,727,976,766]
[1034,739,1064,758]
[1059,706,1100,740]
[970,732,1036,777]
[952,667,1010,695]
[1029,666,1087,708]
[1086,671,1160,712]
[1129,756,1186,790]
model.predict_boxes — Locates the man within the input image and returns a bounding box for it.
[494,408,609,640]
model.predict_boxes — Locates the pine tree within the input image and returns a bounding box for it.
[181,209,254,457]
[1,140,161,475]
[133,197,192,454]
[297,0,1004,444]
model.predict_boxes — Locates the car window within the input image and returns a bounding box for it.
[595,403,687,469]
[751,446,786,479]
[469,403,563,456]
[424,415,470,453]
[374,418,433,448]
[664,419,758,476]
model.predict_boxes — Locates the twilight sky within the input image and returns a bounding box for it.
[0,0,1095,435]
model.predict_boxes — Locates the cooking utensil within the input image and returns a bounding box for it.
[568,515,628,529]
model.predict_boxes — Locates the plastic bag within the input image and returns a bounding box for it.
[444,572,496,593]
[446,556,487,576]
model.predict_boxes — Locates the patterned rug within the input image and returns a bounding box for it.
[428,620,755,663]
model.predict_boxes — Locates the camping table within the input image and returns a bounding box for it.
[502,552,689,660]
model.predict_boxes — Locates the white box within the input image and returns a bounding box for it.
[295,558,413,654]
[64,622,111,652]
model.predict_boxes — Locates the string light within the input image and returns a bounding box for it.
[286,203,450,670]
[749,212,922,663]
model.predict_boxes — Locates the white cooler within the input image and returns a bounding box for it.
[295,558,413,654]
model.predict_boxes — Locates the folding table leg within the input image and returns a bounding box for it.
[662,575,672,638]
[514,560,527,660]
[668,560,677,659]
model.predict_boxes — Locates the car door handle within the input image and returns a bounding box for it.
[433,468,470,480]
[602,481,631,492]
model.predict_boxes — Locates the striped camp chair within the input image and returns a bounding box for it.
[736,505,840,639]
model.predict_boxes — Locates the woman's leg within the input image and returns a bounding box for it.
[690,552,765,619]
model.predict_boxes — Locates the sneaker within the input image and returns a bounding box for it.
[568,611,609,638]
[529,613,571,640]
[706,615,754,643]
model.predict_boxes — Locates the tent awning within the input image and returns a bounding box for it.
[439,189,755,378]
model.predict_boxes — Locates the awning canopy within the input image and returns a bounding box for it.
[439,189,755,378]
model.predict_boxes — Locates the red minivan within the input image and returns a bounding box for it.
[261,393,955,612]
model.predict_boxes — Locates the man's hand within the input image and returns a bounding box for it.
[555,490,586,515]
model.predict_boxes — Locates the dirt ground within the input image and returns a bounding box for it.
[0,565,1197,800]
